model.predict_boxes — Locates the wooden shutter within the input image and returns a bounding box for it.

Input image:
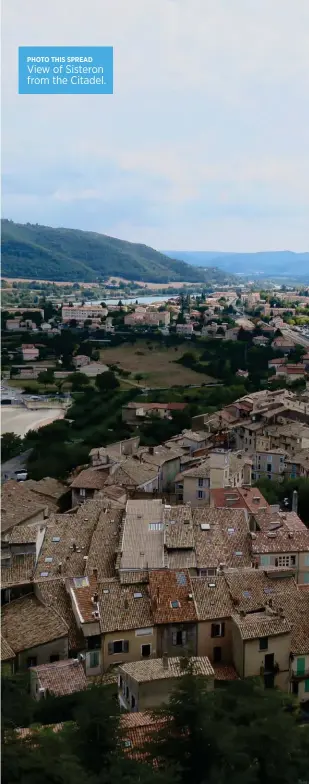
[108,642,113,655]
[172,630,177,645]
[123,640,129,653]
[221,622,225,637]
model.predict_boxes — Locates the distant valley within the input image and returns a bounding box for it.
[163,250,309,277]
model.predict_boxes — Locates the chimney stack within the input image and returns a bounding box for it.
[93,567,98,580]
[162,653,168,670]
[292,490,298,514]
[124,598,129,610]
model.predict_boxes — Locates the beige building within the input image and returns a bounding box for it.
[118,656,214,711]
[62,305,108,323]
[231,611,291,690]
[175,450,251,505]
[192,575,234,666]
[251,448,286,483]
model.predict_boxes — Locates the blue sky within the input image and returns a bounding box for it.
[2,0,309,251]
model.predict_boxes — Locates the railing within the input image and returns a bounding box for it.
[290,667,309,681]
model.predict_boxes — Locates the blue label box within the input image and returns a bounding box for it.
[18,46,113,94]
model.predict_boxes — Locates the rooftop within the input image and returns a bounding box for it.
[34,507,99,580]
[148,569,197,625]
[31,659,87,697]
[210,487,269,512]
[36,579,84,651]
[1,635,15,661]
[120,499,165,571]
[106,459,159,489]
[191,575,233,621]
[164,505,194,549]
[85,508,123,581]
[1,481,51,533]
[99,580,153,633]
[70,468,108,490]
[192,508,251,570]
[2,595,68,653]
[232,611,291,640]
[1,553,36,588]
[119,656,214,683]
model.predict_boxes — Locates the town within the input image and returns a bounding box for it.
[2,281,309,743]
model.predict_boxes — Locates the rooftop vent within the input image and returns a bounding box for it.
[208,582,216,588]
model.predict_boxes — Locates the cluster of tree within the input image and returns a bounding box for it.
[2,669,309,784]
[255,476,309,525]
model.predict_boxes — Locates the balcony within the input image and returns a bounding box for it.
[290,667,309,681]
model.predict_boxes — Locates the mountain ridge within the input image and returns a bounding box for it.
[163,250,309,276]
[1,220,233,285]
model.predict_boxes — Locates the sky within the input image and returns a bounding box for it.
[2,0,309,252]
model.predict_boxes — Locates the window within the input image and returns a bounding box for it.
[277,555,295,568]
[141,644,151,657]
[50,654,59,663]
[27,656,37,668]
[131,695,136,709]
[148,523,163,531]
[259,637,268,651]
[267,464,272,473]
[80,488,86,497]
[108,640,129,655]
[170,600,180,609]
[211,623,225,638]
[87,635,101,651]
[198,490,205,499]
[172,630,187,646]
[89,651,100,669]
[198,478,204,487]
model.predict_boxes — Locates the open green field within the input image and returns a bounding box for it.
[99,342,215,388]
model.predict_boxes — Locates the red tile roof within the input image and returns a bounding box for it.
[148,569,197,624]
[31,659,87,696]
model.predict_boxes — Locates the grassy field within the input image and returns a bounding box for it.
[99,342,215,388]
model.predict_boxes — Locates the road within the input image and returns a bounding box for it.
[1,449,32,481]
[282,328,309,349]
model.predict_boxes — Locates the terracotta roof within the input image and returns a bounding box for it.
[85,508,123,581]
[213,664,239,680]
[1,595,68,653]
[31,659,87,696]
[70,468,108,490]
[1,481,50,533]
[176,461,210,480]
[120,712,165,761]
[36,579,84,651]
[34,507,99,580]
[120,499,164,570]
[148,569,197,625]
[232,611,291,640]
[236,487,269,513]
[1,553,36,588]
[225,569,296,613]
[251,522,309,554]
[119,570,149,584]
[120,656,214,682]
[191,575,233,620]
[1,636,15,661]
[99,581,153,633]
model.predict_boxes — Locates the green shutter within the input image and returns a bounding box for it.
[304,679,309,693]
[297,657,305,675]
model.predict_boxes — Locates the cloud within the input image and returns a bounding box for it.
[1,0,309,250]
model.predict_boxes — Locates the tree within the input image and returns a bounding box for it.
[38,369,55,387]
[68,372,90,391]
[95,371,120,391]
[1,432,24,462]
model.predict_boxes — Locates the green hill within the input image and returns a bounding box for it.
[1,220,231,285]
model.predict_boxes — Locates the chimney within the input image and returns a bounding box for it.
[292,490,298,514]
[124,598,129,610]
[162,653,168,669]
[149,446,154,455]
[58,562,62,574]
[93,591,99,604]
[92,567,98,580]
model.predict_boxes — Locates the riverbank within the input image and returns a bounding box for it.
[1,406,65,437]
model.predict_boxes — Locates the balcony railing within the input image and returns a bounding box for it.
[290,667,309,681]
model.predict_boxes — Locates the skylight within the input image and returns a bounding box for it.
[227,527,235,534]
[134,592,143,599]
[176,572,187,586]
[149,523,163,531]
[234,551,243,556]
[170,600,180,609]
[243,591,251,598]
[45,557,53,563]
[264,587,274,594]
[52,536,60,542]
[40,571,49,577]
[73,576,90,588]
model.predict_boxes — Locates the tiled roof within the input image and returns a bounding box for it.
[36,579,84,651]
[85,508,123,581]
[166,549,197,569]
[119,570,149,584]
[99,581,153,633]
[4,525,38,544]
[70,468,108,490]
[1,636,15,661]
[177,461,210,480]
[192,508,251,570]
[2,595,68,653]
[34,507,99,580]
[251,524,309,554]
[120,712,166,761]
[213,664,239,680]
[25,478,67,500]
[1,554,36,588]
[1,481,50,533]
[232,611,291,640]
[107,459,159,488]
[148,569,197,624]
[164,506,194,549]
[68,574,100,624]
[224,569,296,613]
[120,499,164,570]
[120,656,214,682]
[139,446,184,468]
[32,659,87,696]
[182,430,208,442]
[191,575,233,620]
[236,487,269,513]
